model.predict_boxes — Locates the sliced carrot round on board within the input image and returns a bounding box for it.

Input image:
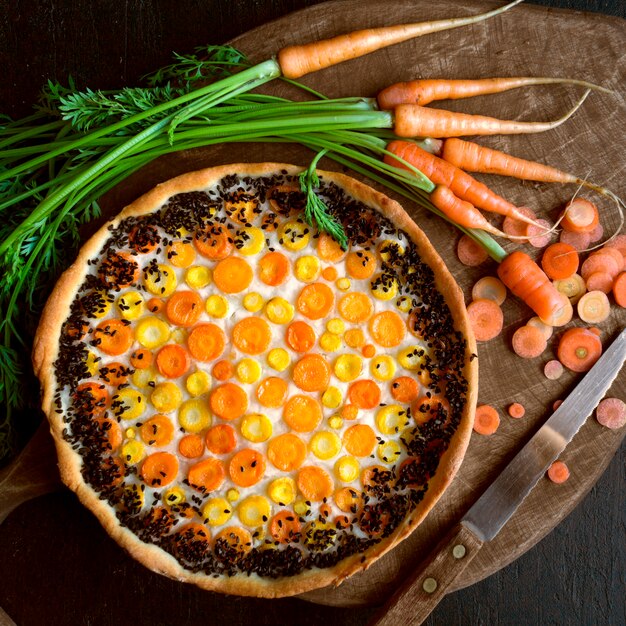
[473,404,500,436]
[283,394,323,432]
[596,397,626,430]
[594,247,624,272]
[296,283,335,320]
[156,344,191,378]
[502,206,536,242]
[467,299,503,342]
[166,291,203,327]
[581,253,620,281]
[369,310,406,347]
[527,219,553,249]
[613,272,626,307]
[267,433,307,471]
[187,457,226,493]
[229,449,266,487]
[292,353,331,392]
[213,256,254,294]
[187,323,226,362]
[232,317,272,355]
[547,460,570,483]
[140,451,179,487]
[577,290,610,324]
[559,229,591,251]
[557,327,603,372]
[457,234,488,267]
[205,424,237,455]
[511,325,547,359]
[585,272,614,294]
[561,198,599,233]
[297,466,334,502]
[507,403,525,419]
[285,320,316,353]
[544,359,564,380]
[541,243,579,280]
[348,379,381,410]
[258,251,290,286]
[471,276,507,305]
[209,383,248,421]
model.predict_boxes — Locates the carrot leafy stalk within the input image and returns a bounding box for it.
[298,150,348,250]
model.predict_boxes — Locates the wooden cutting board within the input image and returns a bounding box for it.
[1,0,625,610]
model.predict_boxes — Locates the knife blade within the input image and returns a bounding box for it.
[370,326,626,626]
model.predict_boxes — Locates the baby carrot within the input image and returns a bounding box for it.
[277,0,524,78]
[393,90,589,138]
[386,141,545,228]
[378,76,610,109]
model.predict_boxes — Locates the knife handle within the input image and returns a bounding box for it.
[368,523,484,626]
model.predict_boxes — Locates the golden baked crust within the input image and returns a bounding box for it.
[33,163,476,598]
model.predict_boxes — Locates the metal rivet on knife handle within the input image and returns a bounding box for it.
[422,577,437,594]
[452,544,466,559]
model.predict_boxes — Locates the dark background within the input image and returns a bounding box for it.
[0,2,625,625]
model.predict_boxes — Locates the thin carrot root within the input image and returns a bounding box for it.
[393,89,590,138]
[378,76,612,109]
[277,0,524,79]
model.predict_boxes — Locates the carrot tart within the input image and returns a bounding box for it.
[33,163,477,597]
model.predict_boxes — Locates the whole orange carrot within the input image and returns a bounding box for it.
[377,76,611,109]
[385,140,541,228]
[277,0,524,78]
[393,89,589,138]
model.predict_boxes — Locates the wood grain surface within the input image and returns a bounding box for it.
[0,1,625,625]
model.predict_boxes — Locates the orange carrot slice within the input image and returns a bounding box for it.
[594,247,624,272]
[229,449,266,488]
[557,327,603,372]
[130,348,153,370]
[187,324,226,362]
[369,310,406,347]
[213,256,254,294]
[98,251,139,288]
[544,359,564,380]
[283,395,323,432]
[188,457,226,493]
[559,229,591,251]
[232,316,272,355]
[596,397,626,430]
[507,403,525,419]
[296,283,335,320]
[156,344,191,378]
[527,219,553,249]
[467,299,503,342]
[167,240,196,268]
[334,487,362,514]
[256,376,288,408]
[585,272,614,294]
[541,243,579,280]
[317,232,348,263]
[577,290,610,324]
[209,383,248,421]
[140,414,175,447]
[411,394,450,425]
[613,272,626,307]
[561,198,599,233]
[292,354,331,392]
[390,376,420,403]
[269,510,302,544]
[502,206,536,242]
[267,433,307,471]
[194,224,233,260]
[322,266,338,281]
[297,466,334,502]
[141,451,179,487]
[348,379,381,409]
[473,404,500,436]
[457,234,488,266]
[346,250,377,279]
[511,325,547,359]
[342,424,376,457]
[94,319,133,356]
[581,253,620,281]
[285,320,316,353]
[205,424,237,455]
[338,292,374,323]
[98,361,130,387]
[258,251,290,286]
[166,291,203,327]
[471,276,507,305]
[212,359,234,381]
[178,433,205,459]
[73,382,109,417]
[547,460,570,483]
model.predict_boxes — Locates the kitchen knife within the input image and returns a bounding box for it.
[369,326,626,626]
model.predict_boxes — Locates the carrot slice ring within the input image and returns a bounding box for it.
[94,319,133,356]
[209,383,248,421]
[187,457,226,493]
[194,224,233,260]
[205,424,237,455]
[285,320,316,353]
[256,376,288,408]
[232,317,272,355]
[267,433,307,471]
[369,311,406,347]
[296,283,335,320]
[166,291,203,327]
[348,379,381,410]
[283,395,323,432]
[258,251,290,286]
[140,451,179,487]
[297,466,334,502]
[187,324,226,362]
[292,354,331,392]
[557,327,603,372]
[229,449,266,487]
[213,256,254,294]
